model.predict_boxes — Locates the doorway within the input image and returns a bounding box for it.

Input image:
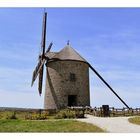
[68,95,77,106]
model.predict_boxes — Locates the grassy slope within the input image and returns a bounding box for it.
[128,117,140,125]
[0,119,104,132]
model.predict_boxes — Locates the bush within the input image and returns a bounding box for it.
[6,112,17,120]
[24,113,32,120]
[75,110,84,118]
[25,112,48,120]
[0,113,3,119]
[67,110,76,118]
[55,109,84,119]
[54,113,64,119]
[55,110,67,119]
[39,113,48,120]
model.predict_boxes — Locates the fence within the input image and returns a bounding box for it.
[85,107,140,117]
[67,106,140,117]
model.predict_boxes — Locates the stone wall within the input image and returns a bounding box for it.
[44,60,90,109]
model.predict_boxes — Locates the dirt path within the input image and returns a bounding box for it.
[77,115,140,133]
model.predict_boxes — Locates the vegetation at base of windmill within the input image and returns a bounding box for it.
[55,109,85,119]
[128,116,140,125]
[0,119,105,132]
[85,109,93,115]
[25,112,48,120]
[85,109,101,116]
[75,110,85,118]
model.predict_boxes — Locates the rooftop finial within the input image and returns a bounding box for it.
[67,40,70,46]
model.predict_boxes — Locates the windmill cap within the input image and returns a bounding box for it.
[49,45,87,63]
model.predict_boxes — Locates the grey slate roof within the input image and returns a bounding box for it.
[48,45,87,63]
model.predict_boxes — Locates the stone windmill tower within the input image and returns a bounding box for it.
[31,12,130,109]
[44,44,90,109]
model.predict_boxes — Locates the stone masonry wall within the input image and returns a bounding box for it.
[44,60,90,109]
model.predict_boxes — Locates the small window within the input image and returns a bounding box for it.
[69,73,76,82]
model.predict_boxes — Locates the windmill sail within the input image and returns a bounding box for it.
[31,12,53,96]
[41,12,47,57]
[31,60,42,86]
[37,12,47,95]
[38,65,44,95]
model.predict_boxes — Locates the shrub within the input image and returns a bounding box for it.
[0,113,3,119]
[54,113,64,119]
[24,113,32,120]
[25,112,48,120]
[55,110,67,119]
[75,110,84,118]
[39,113,48,120]
[6,112,17,119]
[55,109,84,119]
[67,110,76,118]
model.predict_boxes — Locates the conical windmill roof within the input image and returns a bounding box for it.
[49,45,87,63]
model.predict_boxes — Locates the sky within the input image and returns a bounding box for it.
[0,8,140,108]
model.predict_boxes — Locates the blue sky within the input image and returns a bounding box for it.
[0,8,140,108]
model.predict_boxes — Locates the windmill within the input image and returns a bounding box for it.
[31,12,130,109]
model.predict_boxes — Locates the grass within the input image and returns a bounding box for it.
[0,119,104,132]
[128,116,140,125]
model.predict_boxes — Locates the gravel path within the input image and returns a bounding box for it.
[77,115,140,133]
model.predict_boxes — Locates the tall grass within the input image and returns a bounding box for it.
[128,117,140,125]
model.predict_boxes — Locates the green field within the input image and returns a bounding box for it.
[0,119,104,132]
[128,116,140,125]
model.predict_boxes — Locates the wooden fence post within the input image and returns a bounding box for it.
[112,107,114,117]
[123,108,125,116]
